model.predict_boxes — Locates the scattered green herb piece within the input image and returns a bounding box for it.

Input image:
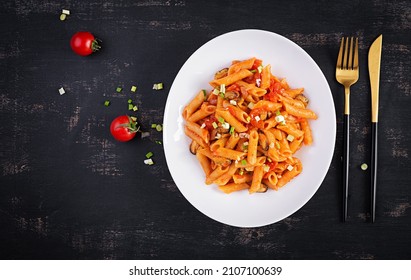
[229,126,235,135]
[212,122,218,129]
[241,159,247,165]
[132,105,138,112]
[151,124,157,128]
[128,104,133,110]
[153,83,164,90]
[116,87,122,93]
[104,100,110,106]
[361,163,368,170]
[218,117,225,124]
[145,152,154,159]
[128,99,133,104]
[155,140,162,145]
[156,124,163,132]
[60,14,67,21]
[202,89,207,100]
[131,85,137,92]
[144,158,154,165]
[130,116,137,122]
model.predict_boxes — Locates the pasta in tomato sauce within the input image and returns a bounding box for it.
[182,57,317,194]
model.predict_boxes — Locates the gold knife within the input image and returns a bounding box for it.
[368,34,382,223]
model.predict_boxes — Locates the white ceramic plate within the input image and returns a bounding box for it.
[163,29,336,228]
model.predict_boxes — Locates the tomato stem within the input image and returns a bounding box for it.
[91,39,101,52]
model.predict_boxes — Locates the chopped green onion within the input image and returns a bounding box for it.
[287,165,294,171]
[151,124,157,128]
[218,117,225,124]
[145,152,154,159]
[62,9,70,15]
[116,87,122,93]
[202,89,207,100]
[156,124,163,132]
[128,99,133,104]
[275,142,281,149]
[155,140,162,145]
[221,122,230,130]
[361,163,368,170]
[144,158,154,165]
[219,91,225,98]
[132,105,138,111]
[59,87,65,95]
[130,116,137,122]
[212,88,220,95]
[131,85,137,92]
[128,104,133,110]
[212,122,218,129]
[247,102,254,109]
[257,65,264,73]
[250,69,257,73]
[104,100,110,106]
[241,159,247,165]
[229,126,235,135]
[220,84,226,94]
[59,14,67,21]
[286,134,295,142]
[275,115,285,123]
[276,110,281,116]
[153,83,164,90]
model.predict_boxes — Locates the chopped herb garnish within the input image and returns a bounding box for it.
[156,124,163,132]
[145,152,154,159]
[144,158,154,165]
[361,163,368,170]
[218,117,225,124]
[155,140,162,145]
[212,88,219,95]
[212,122,218,129]
[59,14,67,21]
[131,85,137,92]
[104,100,110,106]
[128,104,133,110]
[153,83,164,90]
[116,87,122,93]
[59,87,65,95]
[132,105,138,112]
[275,142,281,149]
[128,99,133,104]
[202,89,207,100]
[229,126,235,135]
[151,124,157,128]
[62,9,70,15]
[276,110,281,116]
[130,116,137,122]
[241,159,247,165]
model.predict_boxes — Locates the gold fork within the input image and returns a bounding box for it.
[335,37,359,222]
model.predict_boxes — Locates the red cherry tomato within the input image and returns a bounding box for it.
[70,31,101,56]
[110,115,139,142]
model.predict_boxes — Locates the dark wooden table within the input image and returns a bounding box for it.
[1,0,410,260]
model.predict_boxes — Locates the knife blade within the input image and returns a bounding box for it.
[368,34,382,223]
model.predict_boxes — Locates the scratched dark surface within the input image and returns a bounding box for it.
[0,0,410,260]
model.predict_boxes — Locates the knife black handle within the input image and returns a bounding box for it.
[343,113,349,222]
[371,122,378,223]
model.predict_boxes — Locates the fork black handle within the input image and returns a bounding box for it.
[343,113,349,222]
[371,122,378,223]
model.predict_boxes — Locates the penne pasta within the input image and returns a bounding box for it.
[182,57,317,194]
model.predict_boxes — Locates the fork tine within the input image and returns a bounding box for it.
[348,37,354,69]
[336,37,344,69]
[343,37,349,69]
[353,37,359,69]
